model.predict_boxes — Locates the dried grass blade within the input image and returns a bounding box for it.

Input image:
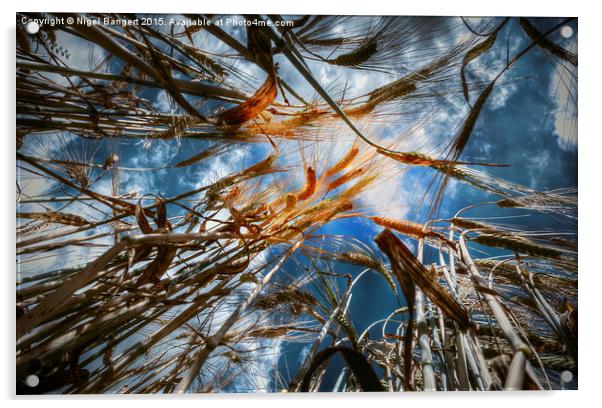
[450,81,495,161]
[17,239,128,337]
[375,229,416,390]
[135,200,154,234]
[461,33,498,104]
[375,229,473,330]
[217,74,278,125]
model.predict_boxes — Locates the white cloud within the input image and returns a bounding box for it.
[360,172,410,220]
[489,81,518,110]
